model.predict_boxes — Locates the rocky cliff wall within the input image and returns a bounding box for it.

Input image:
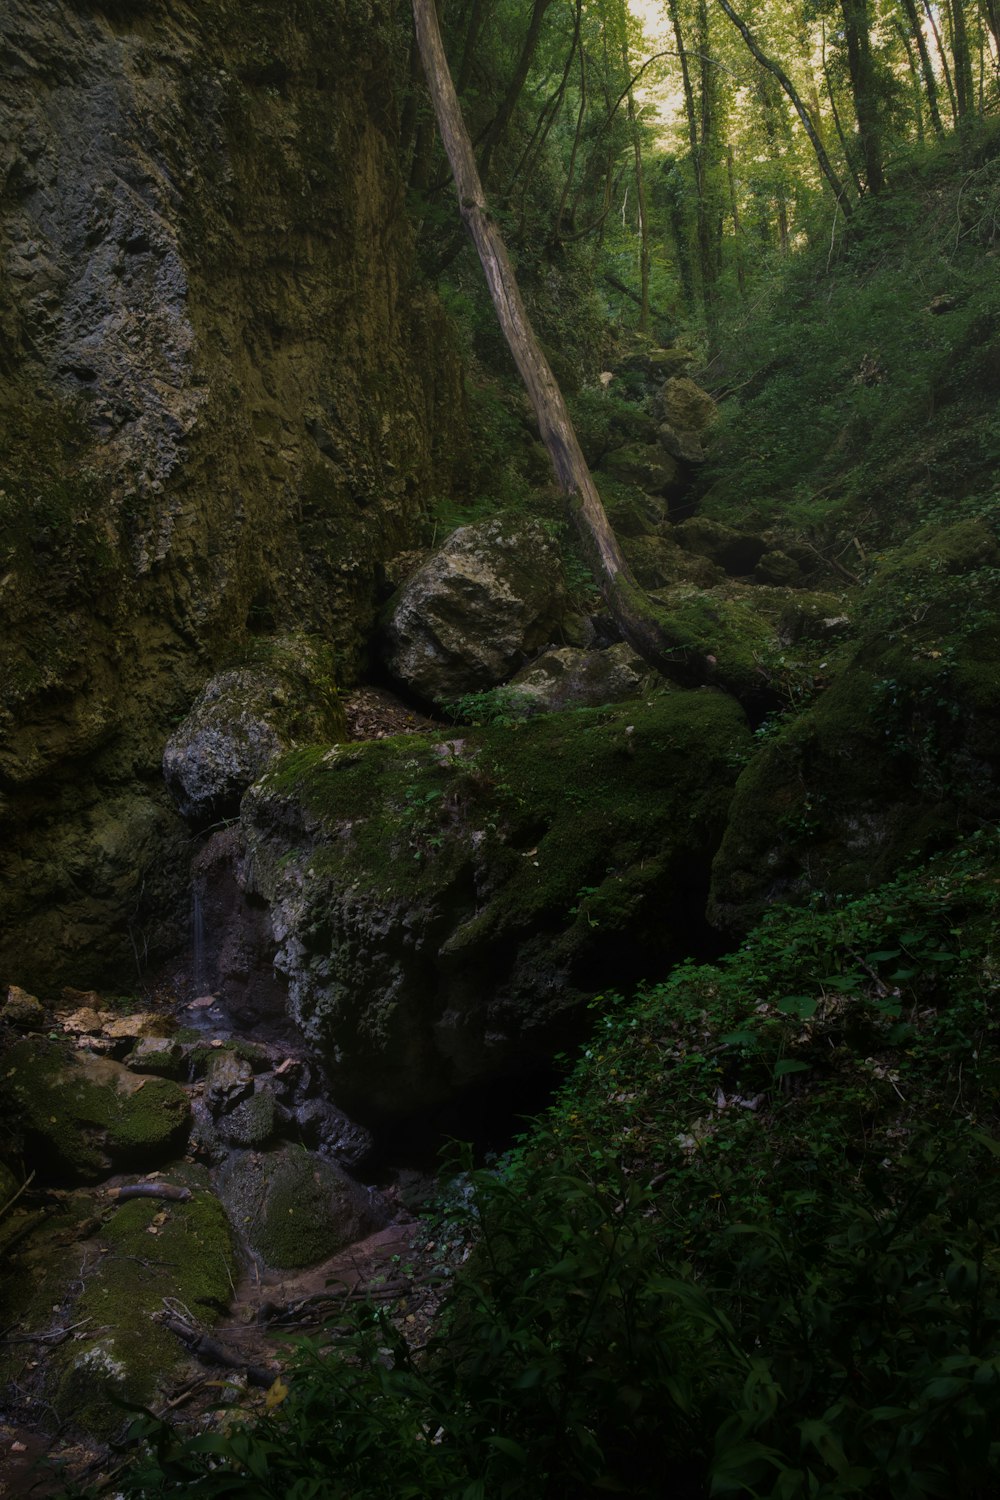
[0,0,466,989]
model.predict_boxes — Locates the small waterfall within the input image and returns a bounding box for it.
[191,881,209,993]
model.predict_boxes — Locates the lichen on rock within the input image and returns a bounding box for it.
[163,636,347,823]
[379,517,569,708]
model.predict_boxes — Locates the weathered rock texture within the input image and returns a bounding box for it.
[163,636,346,822]
[380,517,568,708]
[230,693,751,1120]
[0,0,465,988]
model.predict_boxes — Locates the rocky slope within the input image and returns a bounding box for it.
[0,0,465,988]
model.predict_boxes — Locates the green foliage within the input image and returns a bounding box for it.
[444,686,533,727]
[701,121,1000,551]
[90,835,1000,1498]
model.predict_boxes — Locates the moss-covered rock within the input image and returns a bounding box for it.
[216,1144,390,1269]
[163,636,347,823]
[50,1165,234,1439]
[379,517,569,708]
[238,691,751,1118]
[0,1039,191,1181]
[709,519,1000,930]
[0,0,468,990]
[217,1085,278,1148]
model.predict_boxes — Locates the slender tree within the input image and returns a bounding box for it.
[411,0,707,682]
[714,0,854,212]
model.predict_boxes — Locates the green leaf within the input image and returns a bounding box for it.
[778,995,818,1019]
[773,1059,811,1077]
[485,1435,529,1462]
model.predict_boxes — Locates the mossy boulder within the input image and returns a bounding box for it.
[50,1166,234,1438]
[672,517,767,575]
[0,1038,191,1181]
[163,636,346,823]
[710,519,1000,931]
[379,517,569,709]
[658,375,718,464]
[216,1085,278,1148]
[216,1144,390,1269]
[600,442,679,495]
[509,644,662,714]
[238,692,751,1118]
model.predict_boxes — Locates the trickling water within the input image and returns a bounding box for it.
[191,881,208,993]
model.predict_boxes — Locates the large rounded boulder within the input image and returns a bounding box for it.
[380,517,568,708]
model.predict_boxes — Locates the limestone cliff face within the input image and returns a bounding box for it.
[0,0,465,988]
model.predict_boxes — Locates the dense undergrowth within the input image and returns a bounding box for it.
[73,831,1000,1498]
[700,123,1000,552]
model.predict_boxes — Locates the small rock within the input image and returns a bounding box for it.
[104,1013,173,1042]
[61,1007,108,1035]
[217,1087,277,1148]
[205,1050,254,1112]
[294,1098,375,1170]
[124,1037,185,1077]
[3,986,46,1030]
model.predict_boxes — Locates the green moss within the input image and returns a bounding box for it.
[258,692,749,937]
[0,1039,190,1181]
[52,1166,235,1438]
[219,1148,372,1269]
[653,587,778,697]
[709,521,1000,930]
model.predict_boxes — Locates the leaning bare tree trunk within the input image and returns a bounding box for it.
[411,0,706,683]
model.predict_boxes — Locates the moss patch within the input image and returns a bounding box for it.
[242,691,751,1116]
[51,1165,234,1438]
[217,1145,384,1269]
[1,1039,191,1182]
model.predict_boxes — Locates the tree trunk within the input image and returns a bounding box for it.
[839,0,885,194]
[715,0,854,214]
[411,0,706,683]
[924,0,959,124]
[622,40,651,332]
[901,0,946,139]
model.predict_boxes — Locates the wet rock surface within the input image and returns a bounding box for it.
[0,988,411,1459]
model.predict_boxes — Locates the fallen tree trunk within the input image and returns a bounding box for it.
[411,0,708,685]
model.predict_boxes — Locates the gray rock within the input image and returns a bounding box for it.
[217,1086,277,1148]
[510,644,661,715]
[163,637,345,821]
[216,1144,391,1269]
[294,1098,375,1171]
[380,517,568,708]
[205,1049,254,1113]
[236,692,752,1119]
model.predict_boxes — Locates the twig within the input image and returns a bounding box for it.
[0,1169,36,1219]
[160,1314,275,1388]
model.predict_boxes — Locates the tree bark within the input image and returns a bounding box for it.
[840,0,885,193]
[410,0,706,683]
[900,0,946,139]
